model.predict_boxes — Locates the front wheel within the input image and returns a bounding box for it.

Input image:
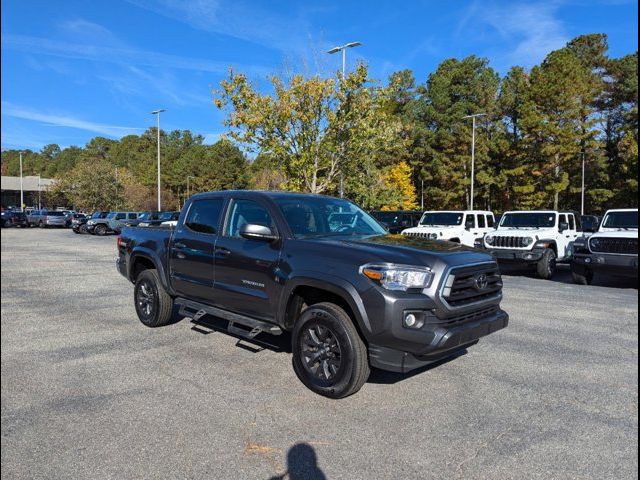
[94,224,107,236]
[536,248,557,280]
[134,269,174,327]
[292,302,370,399]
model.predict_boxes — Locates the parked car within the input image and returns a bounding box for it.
[122,211,179,228]
[402,210,495,247]
[1,210,28,228]
[481,210,581,279]
[72,211,108,234]
[571,208,638,285]
[26,210,68,228]
[117,191,509,398]
[580,215,601,235]
[87,211,140,235]
[369,210,422,234]
[137,211,180,227]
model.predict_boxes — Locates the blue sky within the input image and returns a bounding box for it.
[1,0,638,151]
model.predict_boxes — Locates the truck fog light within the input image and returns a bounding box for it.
[525,253,534,260]
[403,311,425,329]
[404,313,416,327]
[585,257,592,264]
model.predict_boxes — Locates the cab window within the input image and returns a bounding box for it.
[486,215,495,227]
[225,199,274,238]
[115,213,126,220]
[465,214,476,228]
[185,198,224,234]
[568,214,575,230]
[477,215,486,228]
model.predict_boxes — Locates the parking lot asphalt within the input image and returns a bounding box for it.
[1,228,638,479]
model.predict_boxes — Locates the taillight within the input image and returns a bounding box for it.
[117,236,125,250]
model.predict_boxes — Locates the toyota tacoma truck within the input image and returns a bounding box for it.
[571,208,638,285]
[116,191,508,398]
[402,210,496,247]
[481,210,581,279]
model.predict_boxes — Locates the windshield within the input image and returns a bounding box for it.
[420,212,463,226]
[601,211,638,229]
[371,212,401,224]
[500,212,556,228]
[158,211,177,221]
[275,197,387,239]
[45,211,65,216]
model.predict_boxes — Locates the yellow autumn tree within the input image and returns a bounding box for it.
[381,161,419,210]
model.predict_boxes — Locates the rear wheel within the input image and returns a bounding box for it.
[94,224,107,236]
[536,248,557,280]
[38,220,45,228]
[79,224,88,234]
[292,302,370,399]
[134,269,174,327]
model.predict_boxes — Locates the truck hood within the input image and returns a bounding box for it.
[491,228,556,239]
[403,225,461,234]
[591,230,638,239]
[309,234,494,269]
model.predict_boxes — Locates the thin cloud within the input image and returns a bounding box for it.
[457,1,569,68]
[125,0,312,53]
[1,102,143,138]
[1,33,271,75]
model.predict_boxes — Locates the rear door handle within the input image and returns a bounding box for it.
[216,247,231,257]
[174,242,186,249]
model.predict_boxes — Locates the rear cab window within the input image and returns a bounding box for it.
[185,198,225,234]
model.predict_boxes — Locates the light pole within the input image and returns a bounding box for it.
[151,109,166,211]
[462,113,486,210]
[186,175,194,198]
[328,41,362,78]
[19,151,24,211]
[581,152,586,215]
[328,42,361,198]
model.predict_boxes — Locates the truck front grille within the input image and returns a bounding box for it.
[403,231,430,238]
[441,263,503,308]
[492,236,529,248]
[589,237,638,255]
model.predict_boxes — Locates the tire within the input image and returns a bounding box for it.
[38,220,45,228]
[292,302,370,399]
[94,224,107,236]
[571,267,593,285]
[133,269,174,327]
[536,248,557,280]
[79,224,88,234]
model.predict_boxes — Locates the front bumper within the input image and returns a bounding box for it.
[369,309,509,373]
[486,248,543,263]
[573,252,638,278]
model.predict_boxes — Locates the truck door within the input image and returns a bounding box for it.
[213,198,282,321]
[169,197,225,303]
[558,213,571,258]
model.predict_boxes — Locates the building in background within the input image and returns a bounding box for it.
[1,175,54,210]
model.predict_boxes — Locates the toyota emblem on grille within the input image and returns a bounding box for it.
[474,273,489,290]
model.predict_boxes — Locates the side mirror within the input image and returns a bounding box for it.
[559,222,569,232]
[239,223,279,242]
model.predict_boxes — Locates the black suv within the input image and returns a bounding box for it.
[117,191,508,398]
[1,210,28,228]
[370,210,422,233]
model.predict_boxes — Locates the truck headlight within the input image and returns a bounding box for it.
[360,263,434,291]
[522,237,534,247]
[485,235,495,246]
[429,233,438,240]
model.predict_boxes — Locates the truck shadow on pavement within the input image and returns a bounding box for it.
[186,314,469,387]
[500,264,638,289]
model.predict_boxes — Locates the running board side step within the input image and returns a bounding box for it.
[175,297,283,337]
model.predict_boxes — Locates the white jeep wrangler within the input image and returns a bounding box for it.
[401,210,495,247]
[482,210,581,279]
[571,208,638,285]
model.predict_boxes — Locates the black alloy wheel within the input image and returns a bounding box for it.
[300,323,343,383]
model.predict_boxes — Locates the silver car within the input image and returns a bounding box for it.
[27,210,68,228]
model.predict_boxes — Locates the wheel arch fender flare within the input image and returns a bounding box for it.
[129,247,174,294]
[278,273,372,337]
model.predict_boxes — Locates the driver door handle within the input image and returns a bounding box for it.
[174,242,187,249]
[216,247,231,257]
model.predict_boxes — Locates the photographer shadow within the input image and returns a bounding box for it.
[269,443,326,480]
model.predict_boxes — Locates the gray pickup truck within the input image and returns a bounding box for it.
[117,191,509,398]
